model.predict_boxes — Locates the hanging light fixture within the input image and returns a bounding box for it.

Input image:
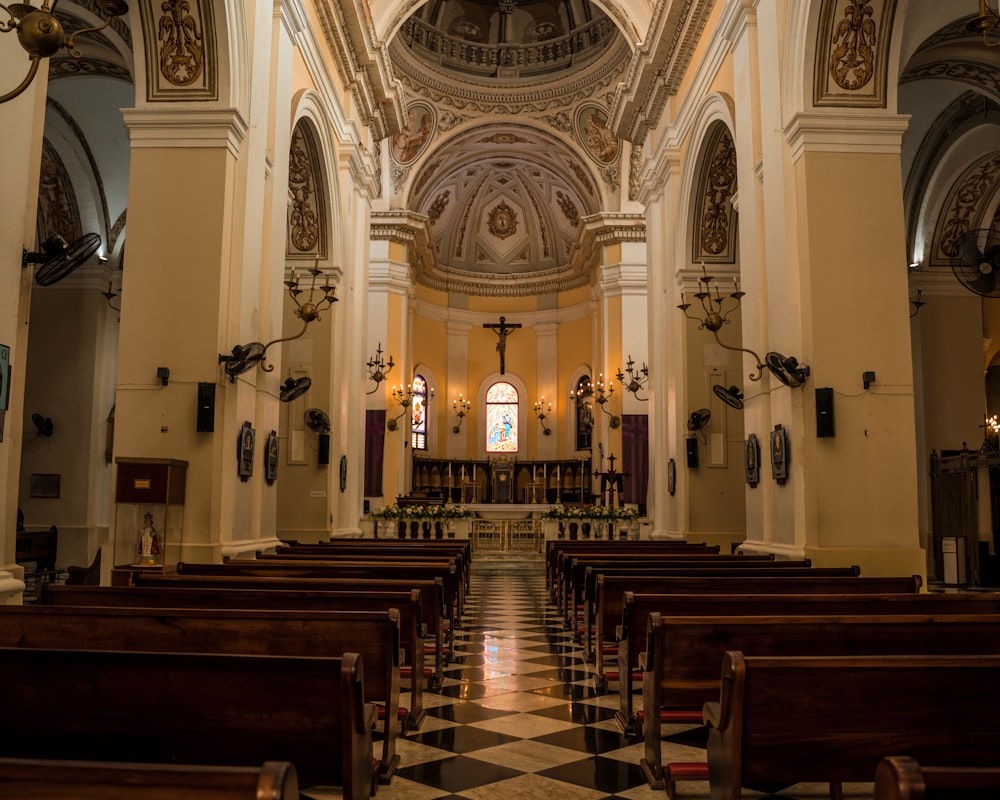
[219,260,338,381]
[616,355,649,400]
[678,265,810,388]
[968,1,1000,46]
[0,1,129,104]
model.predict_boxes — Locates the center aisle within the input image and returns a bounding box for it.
[312,556,871,800]
[341,556,687,800]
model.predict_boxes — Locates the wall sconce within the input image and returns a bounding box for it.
[102,280,120,314]
[616,355,648,400]
[219,261,338,381]
[366,342,394,394]
[386,383,433,431]
[534,397,552,435]
[678,266,810,388]
[0,0,129,104]
[910,287,925,318]
[569,385,595,430]
[452,394,471,433]
[571,375,619,429]
[968,0,1000,46]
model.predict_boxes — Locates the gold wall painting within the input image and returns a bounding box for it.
[141,0,218,101]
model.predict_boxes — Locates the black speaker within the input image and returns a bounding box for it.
[318,432,330,465]
[816,387,835,437]
[196,382,215,432]
[686,437,699,468]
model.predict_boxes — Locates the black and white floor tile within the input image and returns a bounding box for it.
[312,557,874,800]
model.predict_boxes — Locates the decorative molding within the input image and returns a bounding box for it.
[37,138,82,246]
[692,124,738,263]
[48,57,132,83]
[139,0,218,102]
[813,0,897,108]
[121,108,248,157]
[784,111,909,162]
[287,123,325,257]
[609,0,715,145]
[901,60,1000,103]
[932,154,1000,266]
[905,93,1000,262]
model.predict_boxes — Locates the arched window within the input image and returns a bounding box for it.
[572,375,593,451]
[411,375,429,450]
[485,381,518,453]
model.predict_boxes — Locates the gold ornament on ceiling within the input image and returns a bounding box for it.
[488,202,518,239]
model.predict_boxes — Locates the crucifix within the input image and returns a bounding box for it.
[593,453,629,508]
[483,316,521,374]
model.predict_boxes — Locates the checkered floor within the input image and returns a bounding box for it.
[309,557,874,800]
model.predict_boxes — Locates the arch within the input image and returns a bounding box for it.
[676,93,737,279]
[411,362,440,455]
[567,365,593,453]
[291,90,346,275]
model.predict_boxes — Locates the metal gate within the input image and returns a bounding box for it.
[470,518,542,553]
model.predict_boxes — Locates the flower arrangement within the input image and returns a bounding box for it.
[370,504,474,520]
[541,505,638,522]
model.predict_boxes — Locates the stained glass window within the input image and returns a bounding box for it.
[485,381,518,453]
[411,375,428,450]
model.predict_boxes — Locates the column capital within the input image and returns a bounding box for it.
[784,111,910,162]
[121,107,248,157]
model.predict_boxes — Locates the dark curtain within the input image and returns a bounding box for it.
[364,410,386,497]
[621,414,648,506]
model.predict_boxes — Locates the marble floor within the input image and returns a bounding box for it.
[309,557,874,800]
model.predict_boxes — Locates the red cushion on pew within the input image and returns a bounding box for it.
[665,763,708,779]
[601,645,618,655]
[376,706,409,721]
[603,670,643,682]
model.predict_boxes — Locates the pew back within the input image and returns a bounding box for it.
[0,757,300,800]
[704,652,1000,800]
[0,647,374,799]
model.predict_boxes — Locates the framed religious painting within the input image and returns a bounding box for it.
[770,424,788,485]
[744,434,760,487]
[264,430,279,485]
[238,421,255,481]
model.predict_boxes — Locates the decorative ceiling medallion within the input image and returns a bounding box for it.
[392,102,436,164]
[488,202,518,239]
[576,104,620,165]
[141,0,218,101]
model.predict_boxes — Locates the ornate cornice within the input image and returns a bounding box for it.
[609,0,715,145]
[121,108,248,157]
[48,57,132,83]
[901,60,1000,104]
[389,39,631,115]
[784,110,910,162]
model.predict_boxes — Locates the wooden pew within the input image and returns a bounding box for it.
[15,525,62,587]
[0,647,374,800]
[37,583,434,721]
[703,652,1000,800]
[0,604,402,784]
[642,614,1000,791]
[256,550,469,614]
[0,757,299,800]
[569,561,853,643]
[131,571,453,677]
[596,574,925,701]
[278,540,473,593]
[544,541,719,598]
[177,557,465,626]
[874,756,1000,800]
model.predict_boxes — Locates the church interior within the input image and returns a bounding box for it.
[1,0,1000,797]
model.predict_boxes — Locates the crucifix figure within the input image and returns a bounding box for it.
[594,453,629,508]
[483,316,521,374]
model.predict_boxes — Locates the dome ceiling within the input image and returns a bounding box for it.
[409,125,602,296]
[387,0,632,296]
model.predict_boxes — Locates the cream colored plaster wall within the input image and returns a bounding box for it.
[918,295,987,453]
[415,316,448,453]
